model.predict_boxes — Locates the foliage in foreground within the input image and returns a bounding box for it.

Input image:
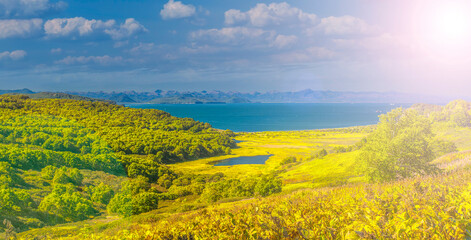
[70,169,471,240]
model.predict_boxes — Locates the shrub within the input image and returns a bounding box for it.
[315,149,328,158]
[41,166,57,180]
[39,184,96,221]
[107,177,157,217]
[90,183,114,205]
[254,175,282,197]
[131,192,159,215]
[280,156,297,165]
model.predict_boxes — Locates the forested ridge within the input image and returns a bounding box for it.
[0,95,235,163]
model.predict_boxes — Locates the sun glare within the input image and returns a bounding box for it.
[414,0,471,58]
[433,4,470,42]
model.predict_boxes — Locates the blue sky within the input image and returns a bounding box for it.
[1,0,471,96]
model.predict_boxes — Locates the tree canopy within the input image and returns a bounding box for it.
[357,108,455,182]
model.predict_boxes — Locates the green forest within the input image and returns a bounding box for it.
[3,95,471,239]
[0,95,284,234]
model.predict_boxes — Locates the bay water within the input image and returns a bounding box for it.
[128,103,409,132]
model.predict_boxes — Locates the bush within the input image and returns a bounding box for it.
[41,166,57,180]
[314,149,328,158]
[52,168,71,185]
[69,168,83,185]
[107,190,133,217]
[0,188,34,214]
[90,183,114,205]
[51,167,83,186]
[0,162,24,187]
[200,175,282,203]
[254,175,282,197]
[39,184,96,221]
[280,156,297,165]
[107,177,157,217]
[131,192,159,215]
[157,174,174,189]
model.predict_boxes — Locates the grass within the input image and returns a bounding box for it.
[35,168,471,240]
[170,129,366,185]
[280,151,365,191]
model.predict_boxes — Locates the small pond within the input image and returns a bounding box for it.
[214,154,273,166]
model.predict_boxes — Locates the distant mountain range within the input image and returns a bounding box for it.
[0,90,115,104]
[66,89,453,104]
[0,88,34,95]
[0,88,453,104]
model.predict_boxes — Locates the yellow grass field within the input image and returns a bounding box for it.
[170,129,367,190]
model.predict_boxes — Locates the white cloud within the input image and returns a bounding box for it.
[0,0,67,18]
[9,50,27,60]
[190,28,296,50]
[44,17,146,40]
[104,18,147,40]
[313,15,376,36]
[0,50,27,60]
[225,9,247,25]
[160,0,196,20]
[225,3,375,39]
[271,34,297,48]
[55,55,124,65]
[0,18,43,39]
[185,3,382,66]
[50,48,61,54]
[225,2,317,27]
[190,27,274,45]
[44,17,115,37]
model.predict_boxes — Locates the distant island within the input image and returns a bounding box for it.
[0,88,453,104]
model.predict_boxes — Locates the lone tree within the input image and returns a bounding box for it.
[357,108,441,182]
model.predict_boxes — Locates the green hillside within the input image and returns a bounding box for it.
[3,97,471,239]
[0,95,237,234]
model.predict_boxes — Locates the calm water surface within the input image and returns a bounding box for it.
[214,155,273,166]
[128,103,409,132]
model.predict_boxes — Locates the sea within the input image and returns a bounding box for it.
[127,103,410,132]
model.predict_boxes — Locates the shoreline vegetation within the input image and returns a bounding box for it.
[2,95,471,239]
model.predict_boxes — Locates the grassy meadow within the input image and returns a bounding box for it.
[171,128,368,186]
